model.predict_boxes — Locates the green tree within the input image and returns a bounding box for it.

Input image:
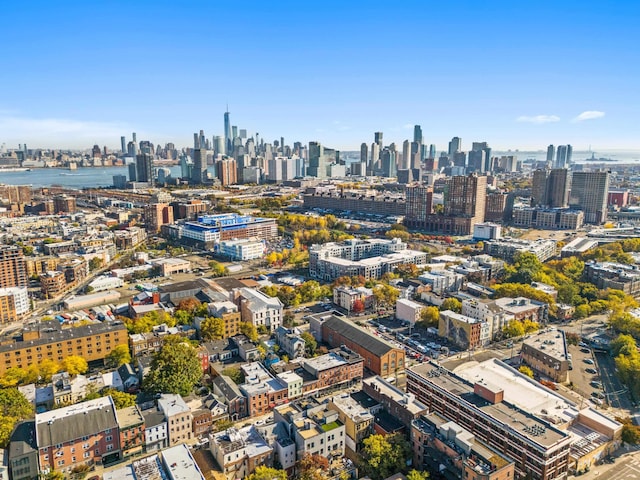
[38,359,59,383]
[440,297,462,313]
[359,433,412,480]
[502,320,525,338]
[106,345,132,368]
[406,470,430,480]
[201,316,226,340]
[612,334,637,357]
[213,418,235,432]
[239,322,259,342]
[565,332,580,346]
[88,257,103,272]
[419,306,440,327]
[301,332,317,357]
[519,365,534,378]
[246,466,287,480]
[40,471,65,480]
[61,355,88,376]
[143,337,202,396]
[221,367,245,385]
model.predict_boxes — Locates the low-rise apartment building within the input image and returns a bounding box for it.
[521,329,571,383]
[210,426,273,480]
[158,394,193,446]
[0,320,128,375]
[439,310,490,350]
[36,396,121,475]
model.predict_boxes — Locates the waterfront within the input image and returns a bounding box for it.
[0,165,181,188]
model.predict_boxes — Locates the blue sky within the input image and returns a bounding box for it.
[1,0,638,152]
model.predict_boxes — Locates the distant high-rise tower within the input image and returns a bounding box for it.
[374,132,383,149]
[192,148,207,184]
[468,142,491,173]
[224,109,232,154]
[360,143,368,165]
[448,137,462,155]
[444,174,487,222]
[121,136,126,154]
[369,143,380,175]
[429,144,436,159]
[413,125,423,144]
[308,142,338,178]
[135,153,154,186]
[569,171,610,224]
[402,140,411,170]
[546,169,570,208]
[380,148,397,178]
[546,145,555,165]
[132,132,137,143]
[128,163,137,182]
[555,145,573,169]
[405,185,434,229]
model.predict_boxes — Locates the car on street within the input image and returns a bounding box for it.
[585,368,598,375]
[584,358,595,365]
[590,380,603,389]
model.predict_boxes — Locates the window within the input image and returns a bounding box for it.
[84,452,90,458]
[106,444,113,451]
[106,436,112,442]
[57,460,65,466]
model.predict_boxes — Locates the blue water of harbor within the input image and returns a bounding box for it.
[0,166,182,189]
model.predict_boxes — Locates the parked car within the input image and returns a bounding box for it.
[584,358,595,365]
[585,368,598,375]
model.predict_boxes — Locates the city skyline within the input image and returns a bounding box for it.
[1,1,638,151]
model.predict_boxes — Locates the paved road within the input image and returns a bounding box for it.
[586,452,640,480]
[595,350,633,411]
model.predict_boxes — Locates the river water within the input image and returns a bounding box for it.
[0,166,182,188]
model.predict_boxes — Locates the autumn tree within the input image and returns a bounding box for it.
[246,466,287,480]
[502,319,525,338]
[406,470,430,480]
[301,332,317,357]
[359,433,412,480]
[372,284,400,308]
[201,316,225,340]
[106,344,132,368]
[0,388,33,447]
[298,453,330,480]
[61,355,88,376]
[519,365,534,378]
[239,322,259,342]
[440,297,462,313]
[209,261,227,277]
[419,306,440,327]
[143,336,202,396]
[352,299,365,313]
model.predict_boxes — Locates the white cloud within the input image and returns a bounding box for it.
[572,111,605,122]
[516,115,561,124]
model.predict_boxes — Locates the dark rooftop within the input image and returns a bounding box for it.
[321,315,399,357]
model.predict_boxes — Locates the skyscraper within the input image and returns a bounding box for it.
[546,169,570,208]
[369,143,380,175]
[413,125,423,144]
[402,140,411,170]
[128,163,137,182]
[216,158,238,186]
[135,153,154,186]
[531,169,549,207]
[374,132,383,149]
[380,148,397,178]
[444,174,487,222]
[360,143,368,165]
[224,109,232,154]
[429,144,436,160]
[468,142,491,173]
[120,136,126,154]
[569,171,610,224]
[448,137,462,155]
[307,142,338,178]
[405,185,434,229]
[555,145,573,169]
[132,132,137,143]
[546,145,555,165]
[192,148,207,184]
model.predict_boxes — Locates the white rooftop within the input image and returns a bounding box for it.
[455,359,578,424]
[162,443,205,480]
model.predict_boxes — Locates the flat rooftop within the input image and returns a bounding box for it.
[454,359,578,423]
[410,360,572,448]
[304,352,348,372]
[523,329,567,362]
[162,444,205,480]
